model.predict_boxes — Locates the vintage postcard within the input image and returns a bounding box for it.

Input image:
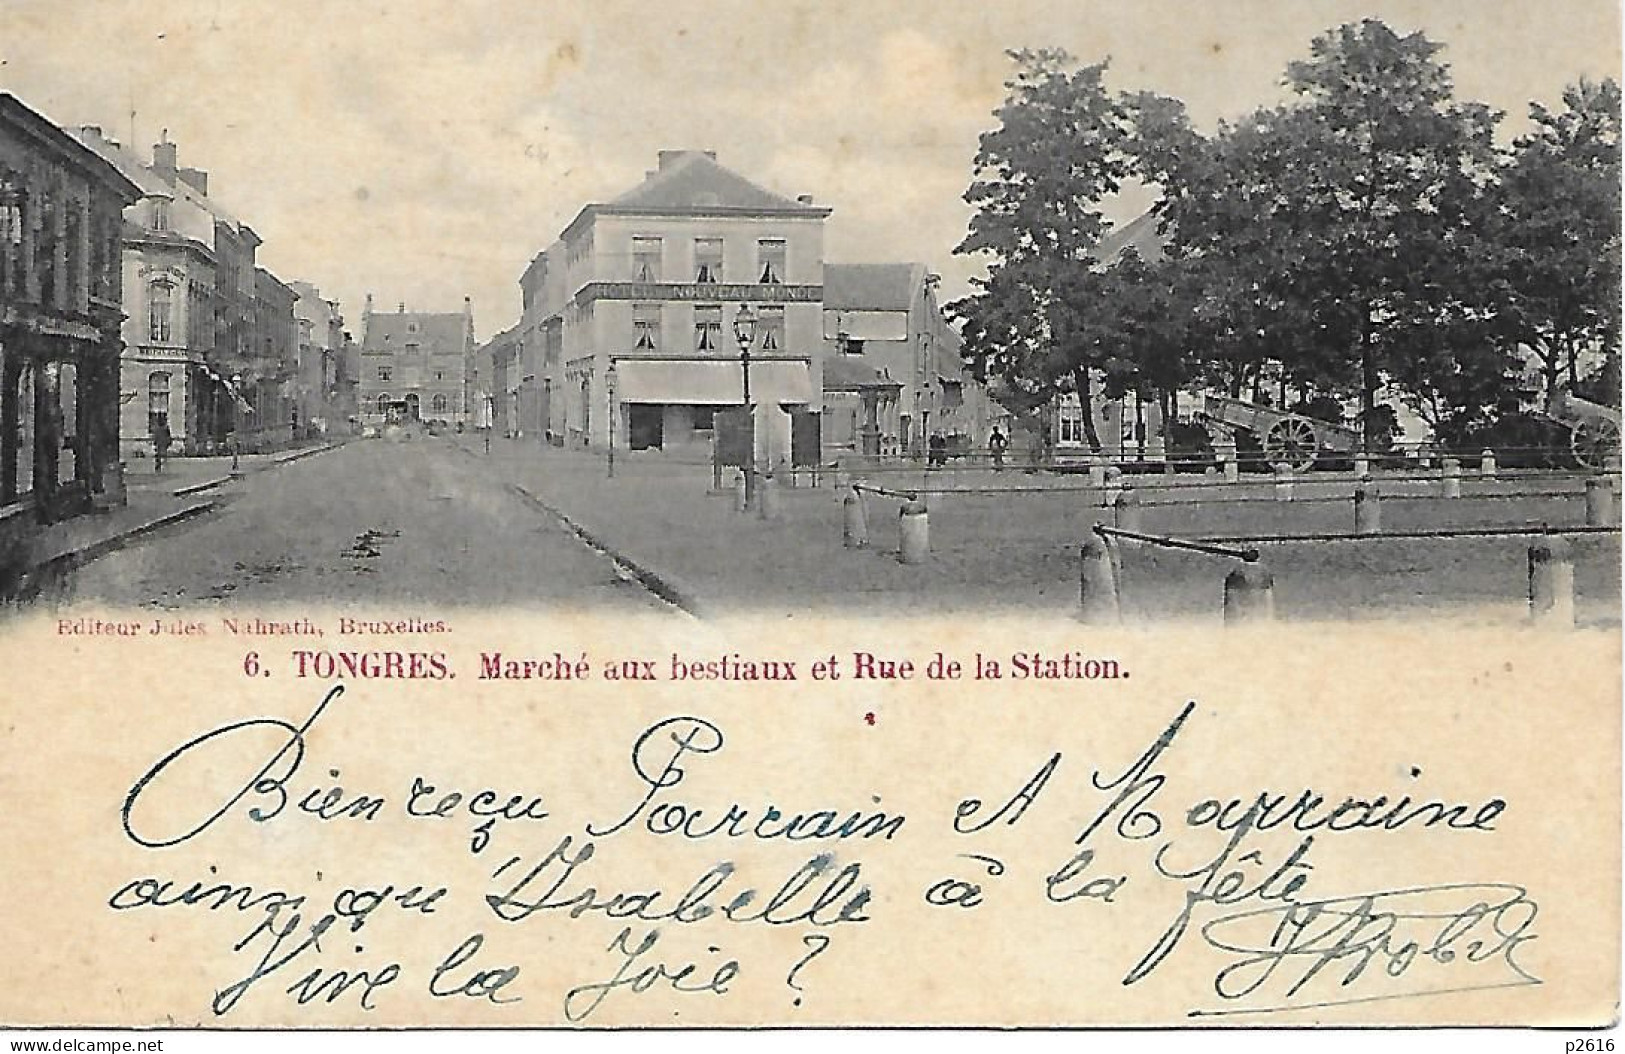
[0,0,1619,1042]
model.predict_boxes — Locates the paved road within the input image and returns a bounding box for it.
[63,438,672,613]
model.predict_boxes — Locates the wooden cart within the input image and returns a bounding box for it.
[1539,389,1622,470]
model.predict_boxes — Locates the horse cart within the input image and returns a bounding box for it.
[1538,389,1622,470]
[1198,393,1363,472]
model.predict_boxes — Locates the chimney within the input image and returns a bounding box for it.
[796,194,814,205]
[178,167,209,195]
[398,302,405,313]
[363,293,373,317]
[152,133,178,182]
[80,125,103,143]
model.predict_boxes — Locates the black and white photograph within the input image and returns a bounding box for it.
[0,0,1618,1045]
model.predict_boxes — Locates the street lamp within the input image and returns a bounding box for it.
[732,304,758,504]
[229,372,242,472]
[606,360,618,479]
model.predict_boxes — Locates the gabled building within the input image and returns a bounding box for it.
[821,263,988,457]
[358,297,474,427]
[0,95,138,534]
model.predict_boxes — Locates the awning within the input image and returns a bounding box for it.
[614,358,813,405]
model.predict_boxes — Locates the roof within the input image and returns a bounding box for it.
[824,356,901,391]
[364,311,470,351]
[74,127,247,230]
[821,263,924,312]
[0,95,139,202]
[1096,210,1167,264]
[562,151,830,239]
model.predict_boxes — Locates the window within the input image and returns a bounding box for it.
[377,365,393,382]
[632,303,660,351]
[694,238,723,283]
[404,342,420,355]
[147,372,171,417]
[432,393,448,414]
[760,306,785,351]
[148,282,173,343]
[692,405,718,431]
[757,239,786,284]
[632,237,662,282]
[407,321,419,333]
[151,199,170,232]
[694,305,722,351]
[1058,401,1085,445]
[840,336,866,356]
[377,394,391,415]
[0,175,21,297]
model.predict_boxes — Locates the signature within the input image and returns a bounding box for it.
[1191,882,1540,1017]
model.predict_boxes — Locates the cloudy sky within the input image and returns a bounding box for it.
[3,0,1617,339]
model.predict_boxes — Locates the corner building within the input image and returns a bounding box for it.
[534,150,831,462]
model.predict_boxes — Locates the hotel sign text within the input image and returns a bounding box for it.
[575,282,823,306]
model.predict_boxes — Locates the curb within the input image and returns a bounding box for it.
[173,476,233,497]
[446,441,704,616]
[504,482,706,619]
[25,500,217,581]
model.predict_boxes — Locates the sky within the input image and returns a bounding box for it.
[3,0,1618,341]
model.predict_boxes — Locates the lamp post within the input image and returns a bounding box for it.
[733,304,758,506]
[229,372,242,472]
[606,360,618,478]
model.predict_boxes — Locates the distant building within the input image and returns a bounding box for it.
[471,324,521,436]
[821,263,988,457]
[289,281,346,437]
[249,267,298,451]
[358,297,474,427]
[0,95,138,531]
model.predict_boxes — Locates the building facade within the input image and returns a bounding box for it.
[289,280,347,438]
[77,127,298,457]
[530,150,832,465]
[358,297,474,427]
[0,95,137,536]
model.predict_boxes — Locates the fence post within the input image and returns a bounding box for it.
[1354,453,1371,480]
[1078,530,1120,623]
[899,498,930,564]
[1479,448,1497,481]
[1113,487,1142,535]
[1528,536,1575,627]
[1353,481,1381,535]
[757,472,780,520]
[1273,464,1294,502]
[1089,457,1107,489]
[843,488,868,548]
[1585,476,1614,526]
[1224,561,1275,623]
[1441,457,1462,499]
[733,470,748,513]
[1223,455,1240,484]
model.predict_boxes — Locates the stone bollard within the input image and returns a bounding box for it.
[843,489,868,548]
[899,498,930,564]
[1354,453,1371,480]
[1223,561,1275,623]
[1479,449,1497,481]
[1078,531,1120,623]
[1273,464,1294,502]
[734,471,748,513]
[1089,457,1107,489]
[1113,487,1142,535]
[1585,476,1615,526]
[1223,456,1240,484]
[1528,536,1575,627]
[1353,482,1381,535]
[1441,457,1462,499]
[757,472,780,520]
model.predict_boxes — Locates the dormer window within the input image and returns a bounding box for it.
[694,238,723,283]
[757,239,786,284]
[151,199,170,232]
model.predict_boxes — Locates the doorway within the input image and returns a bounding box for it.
[628,404,663,450]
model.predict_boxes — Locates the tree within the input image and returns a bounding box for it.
[1491,77,1622,408]
[953,49,1132,453]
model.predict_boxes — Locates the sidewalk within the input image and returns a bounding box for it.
[11,439,344,595]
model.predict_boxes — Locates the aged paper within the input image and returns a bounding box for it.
[0,0,1620,1041]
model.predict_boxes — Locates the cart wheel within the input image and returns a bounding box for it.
[1572,418,1621,471]
[1263,417,1319,472]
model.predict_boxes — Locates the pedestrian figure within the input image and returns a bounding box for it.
[152,420,172,475]
[988,427,1008,472]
